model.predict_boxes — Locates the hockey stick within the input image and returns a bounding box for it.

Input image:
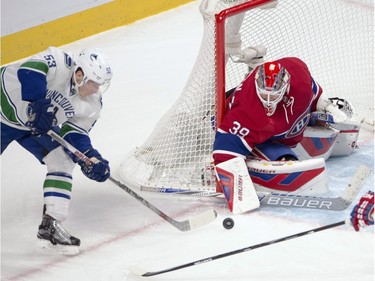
[47,130,217,232]
[129,220,348,277]
[140,164,370,211]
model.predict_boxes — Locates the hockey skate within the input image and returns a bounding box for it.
[37,214,80,255]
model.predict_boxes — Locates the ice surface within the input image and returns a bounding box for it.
[1,2,373,281]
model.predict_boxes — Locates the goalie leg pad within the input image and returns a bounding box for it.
[292,126,338,160]
[215,157,260,214]
[331,129,359,156]
[246,157,328,196]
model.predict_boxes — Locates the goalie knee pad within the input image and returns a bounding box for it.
[251,141,298,161]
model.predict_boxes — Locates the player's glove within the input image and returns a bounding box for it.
[78,149,110,182]
[350,191,374,231]
[26,99,56,134]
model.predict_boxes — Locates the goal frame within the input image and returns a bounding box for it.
[215,0,275,128]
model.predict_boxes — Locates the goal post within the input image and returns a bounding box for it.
[215,0,279,127]
[119,0,374,192]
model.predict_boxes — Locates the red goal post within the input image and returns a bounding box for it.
[119,0,373,193]
[215,0,276,127]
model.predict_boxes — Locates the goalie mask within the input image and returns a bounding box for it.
[73,47,113,94]
[255,62,290,116]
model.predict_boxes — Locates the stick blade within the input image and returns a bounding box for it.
[187,209,217,230]
[341,164,371,202]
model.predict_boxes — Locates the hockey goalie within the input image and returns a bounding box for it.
[118,0,371,216]
[213,42,361,214]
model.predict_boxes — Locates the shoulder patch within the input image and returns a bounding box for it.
[64,53,74,69]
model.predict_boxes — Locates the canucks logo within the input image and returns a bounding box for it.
[64,53,73,68]
[90,54,98,61]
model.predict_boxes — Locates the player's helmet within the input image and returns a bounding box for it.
[74,47,113,93]
[255,62,290,116]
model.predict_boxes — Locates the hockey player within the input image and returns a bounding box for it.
[350,191,374,231]
[1,46,113,254]
[213,57,350,213]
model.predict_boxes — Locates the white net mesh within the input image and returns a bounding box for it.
[120,0,374,192]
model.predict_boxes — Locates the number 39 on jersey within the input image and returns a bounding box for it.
[229,121,250,138]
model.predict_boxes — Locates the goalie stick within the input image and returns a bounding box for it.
[140,164,371,211]
[129,220,348,277]
[47,130,217,232]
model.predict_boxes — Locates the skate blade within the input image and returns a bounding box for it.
[37,239,80,256]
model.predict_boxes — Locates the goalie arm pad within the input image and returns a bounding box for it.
[212,130,252,165]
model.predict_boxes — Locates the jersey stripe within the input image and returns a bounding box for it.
[19,60,49,75]
[1,67,24,125]
[311,76,320,99]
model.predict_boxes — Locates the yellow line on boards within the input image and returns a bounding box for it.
[1,0,194,65]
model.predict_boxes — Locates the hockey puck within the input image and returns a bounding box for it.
[223,217,234,229]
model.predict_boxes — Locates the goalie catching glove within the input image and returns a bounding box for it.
[316,93,350,124]
[78,149,110,182]
[350,191,374,231]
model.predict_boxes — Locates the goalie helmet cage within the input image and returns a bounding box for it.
[119,0,374,192]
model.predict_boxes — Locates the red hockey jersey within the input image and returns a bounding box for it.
[213,57,322,164]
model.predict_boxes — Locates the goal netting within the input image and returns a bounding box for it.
[119,0,374,192]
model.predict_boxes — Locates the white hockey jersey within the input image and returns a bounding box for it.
[1,46,102,135]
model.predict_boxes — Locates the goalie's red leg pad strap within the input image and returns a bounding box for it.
[298,135,337,158]
[249,167,325,192]
[215,167,234,211]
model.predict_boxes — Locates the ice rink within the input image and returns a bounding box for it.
[1,1,374,281]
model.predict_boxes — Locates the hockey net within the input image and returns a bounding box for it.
[119,0,374,192]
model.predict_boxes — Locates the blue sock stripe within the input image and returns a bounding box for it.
[44,191,71,200]
[46,172,73,179]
